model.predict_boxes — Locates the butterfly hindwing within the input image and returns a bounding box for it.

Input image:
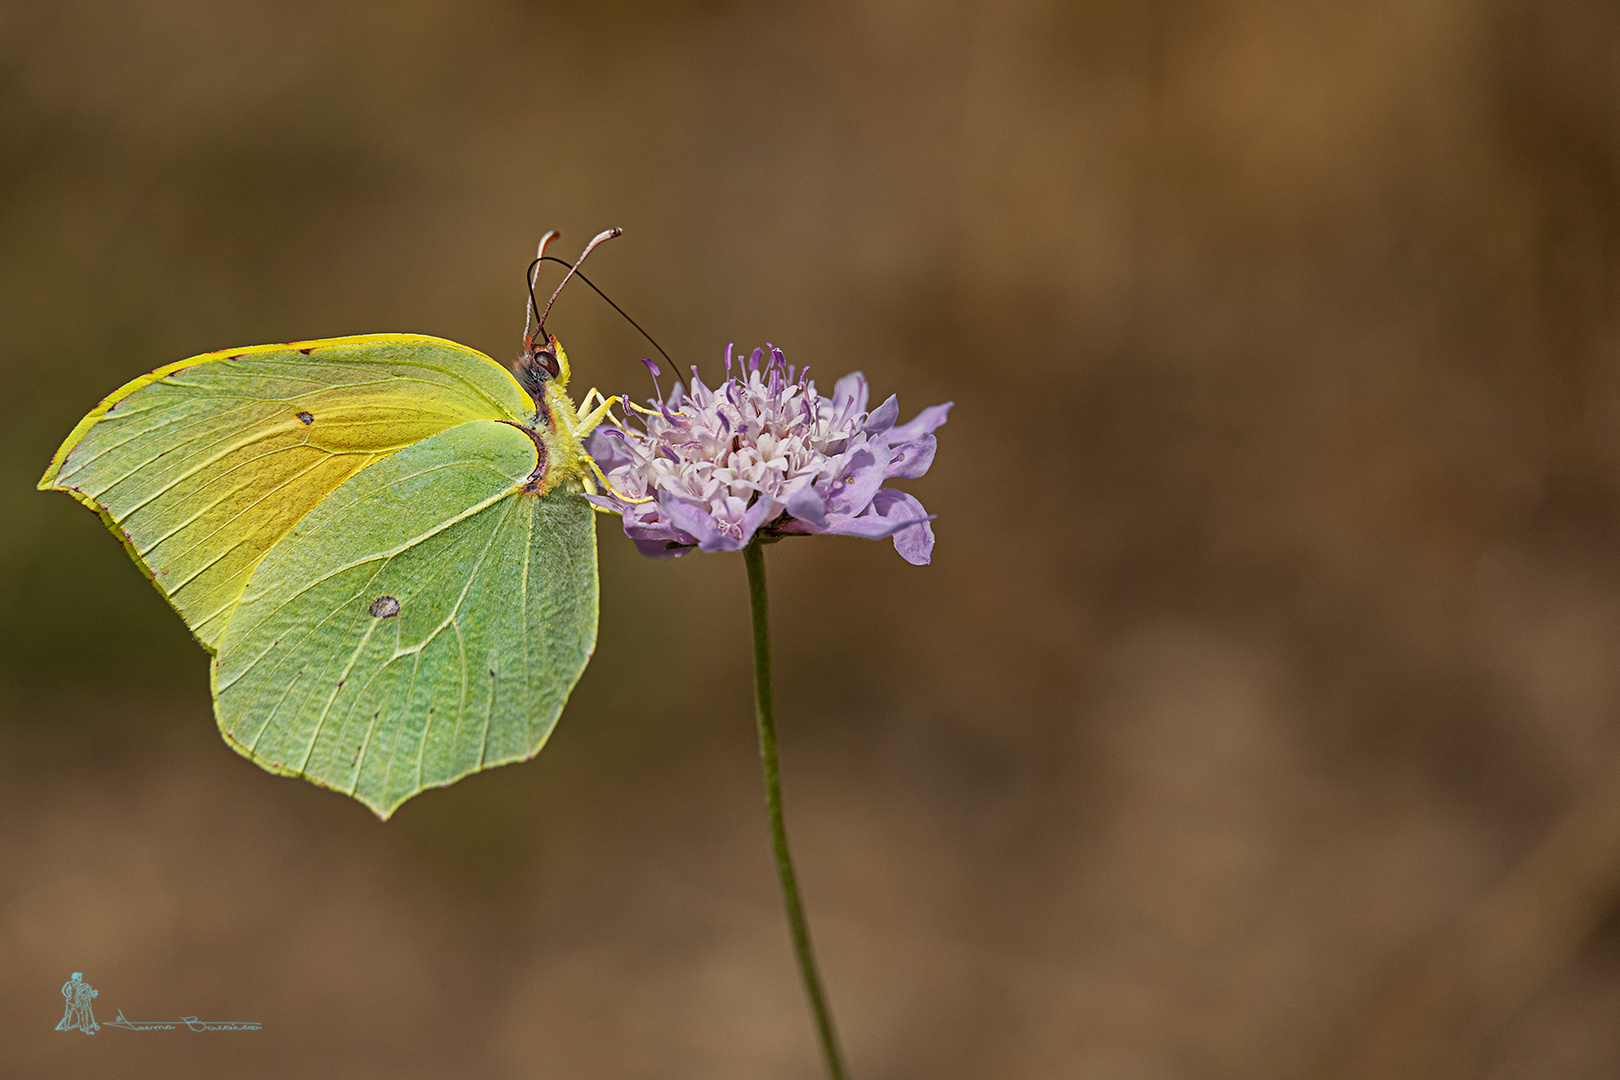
[37,335,536,649]
[210,419,598,818]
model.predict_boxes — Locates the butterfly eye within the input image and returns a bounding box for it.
[516,339,560,405]
[531,342,560,380]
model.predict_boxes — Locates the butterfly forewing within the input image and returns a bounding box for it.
[210,419,598,818]
[38,335,535,649]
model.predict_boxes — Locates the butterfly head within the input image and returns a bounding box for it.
[517,329,571,405]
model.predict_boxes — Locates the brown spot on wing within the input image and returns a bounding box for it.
[296,411,314,426]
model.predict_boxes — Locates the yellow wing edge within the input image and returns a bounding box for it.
[36,333,518,490]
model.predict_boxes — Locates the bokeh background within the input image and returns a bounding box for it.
[5,1,1620,1077]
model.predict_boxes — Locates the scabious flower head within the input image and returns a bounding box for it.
[583,344,951,564]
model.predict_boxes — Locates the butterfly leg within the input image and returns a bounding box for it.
[574,389,619,437]
[586,456,654,505]
[570,389,654,505]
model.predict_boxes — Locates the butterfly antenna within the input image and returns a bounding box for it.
[538,254,676,370]
[523,230,561,344]
[537,228,622,337]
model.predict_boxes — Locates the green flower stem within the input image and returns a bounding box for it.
[744,538,849,1080]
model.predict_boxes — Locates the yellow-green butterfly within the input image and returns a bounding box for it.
[39,230,628,818]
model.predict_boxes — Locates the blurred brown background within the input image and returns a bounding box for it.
[5,0,1620,1077]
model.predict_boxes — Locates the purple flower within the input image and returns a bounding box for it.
[584,344,950,564]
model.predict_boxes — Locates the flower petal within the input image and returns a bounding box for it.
[624,514,689,544]
[832,371,868,416]
[823,490,935,563]
[584,428,633,472]
[822,513,913,539]
[888,401,953,443]
[822,444,890,517]
[886,434,936,479]
[657,492,722,548]
[739,494,779,545]
[634,537,689,559]
[784,485,828,529]
[874,489,935,565]
[863,394,899,435]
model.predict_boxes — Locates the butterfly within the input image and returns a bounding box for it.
[37,231,628,818]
